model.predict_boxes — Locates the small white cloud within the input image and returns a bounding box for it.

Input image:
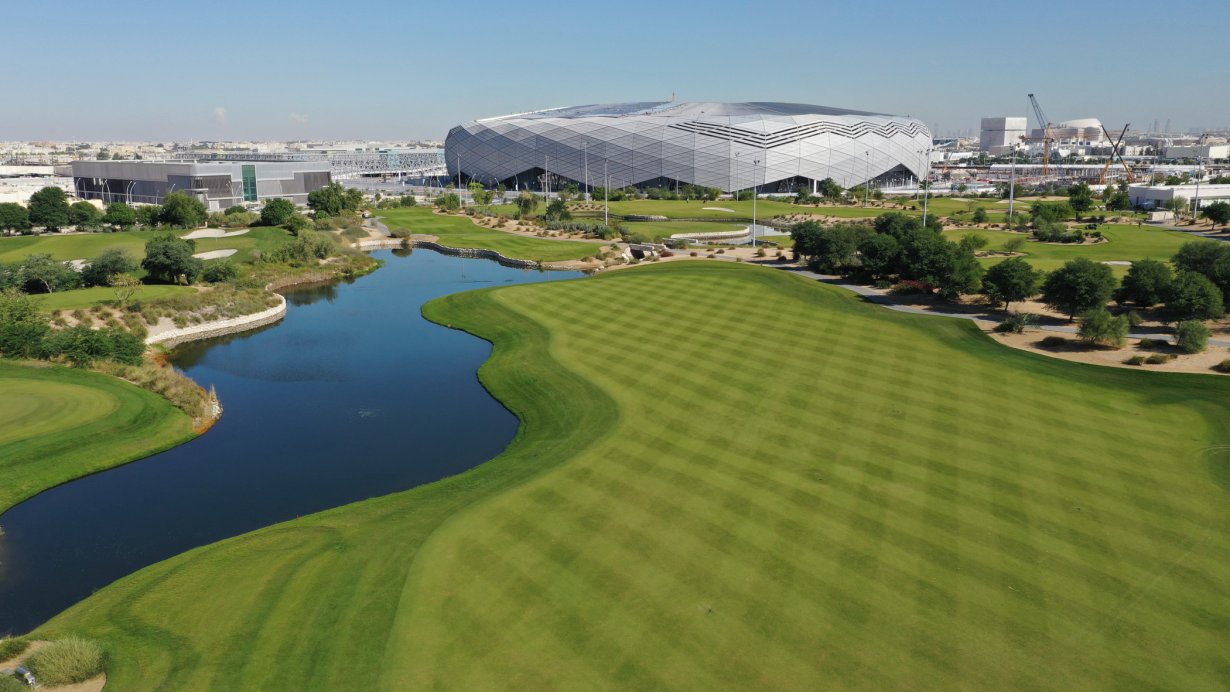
[289,113,309,123]
[213,107,227,124]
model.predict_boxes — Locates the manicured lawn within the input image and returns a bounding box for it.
[0,227,292,264]
[0,361,196,514]
[623,220,748,242]
[39,262,1230,689]
[33,285,197,313]
[379,207,598,261]
[944,223,1197,273]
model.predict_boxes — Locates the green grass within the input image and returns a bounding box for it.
[24,638,105,686]
[0,361,196,514]
[622,220,748,242]
[37,261,1230,689]
[33,285,197,313]
[0,227,293,264]
[944,223,1197,273]
[379,207,598,261]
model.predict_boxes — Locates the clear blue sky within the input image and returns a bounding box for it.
[4,0,1227,141]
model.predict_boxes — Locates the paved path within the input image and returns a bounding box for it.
[776,265,1230,348]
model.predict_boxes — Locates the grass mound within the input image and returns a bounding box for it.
[0,637,29,660]
[24,638,105,685]
[40,262,1230,689]
[379,207,596,261]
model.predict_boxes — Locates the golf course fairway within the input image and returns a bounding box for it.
[34,262,1230,690]
[0,361,196,515]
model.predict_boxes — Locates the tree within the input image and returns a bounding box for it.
[142,233,203,284]
[1115,258,1174,308]
[1041,258,1118,320]
[27,186,70,231]
[0,202,31,235]
[136,204,162,227]
[283,214,311,236]
[103,202,137,228]
[0,288,49,358]
[544,198,571,222]
[69,201,102,230]
[1174,320,1211,354]
[82,248,138,287]
[1067,182,1095,214]
[1104,187,1132,211]
[817,177,843,200]
[468,181,493,208]
[972,207,988,224]
[435,193,461,212]
[1172,240,1230,303]
[306,182,363,217]
[1163,196,1188,216]
[1030,200,1076,226]
[1164,271,1225,322]
[17,254,80,293]
[983,257,1042,311]
[159,191,207,229]
[515,191,539,219]
[1077,308,1129,347]
[260,197,297,227]
[1201,201,1230,229]
[856,232,900,280]
[202,260,239,283]
[959,233,988,252]
[109,272,143,307]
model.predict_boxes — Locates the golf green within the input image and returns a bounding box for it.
[0,361,196,514]
[379,207,598,261]
[37,262,1230,690]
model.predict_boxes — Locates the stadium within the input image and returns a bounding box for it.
[444,101,932,194]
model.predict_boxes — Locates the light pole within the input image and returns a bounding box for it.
[544,155,549,197]
[603,159,609,226]
[1008,144,1018,223]
[583,140,589,202]
[1193,157,1203,222]
[863,151,870,207]
[920,147,932,228]
[751,157,761,248]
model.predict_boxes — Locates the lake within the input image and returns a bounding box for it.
[0,249,583,634]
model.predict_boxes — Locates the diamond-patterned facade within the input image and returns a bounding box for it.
[445,101,931,192]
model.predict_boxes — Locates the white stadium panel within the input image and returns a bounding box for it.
[445,102,929,193]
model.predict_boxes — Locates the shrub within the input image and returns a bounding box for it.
[0,636,29,660]
[1213,359,1230,374]
[1174,320,1211,353]
[0,675,28,692]
[1039,335,1067,347]
[202,260,239,283]
[1145,353,1173,364]
[1137,338,1168,349]
[1124,355,1147,365]
[1078,308,1129,347]
[24,637,105,686]
[993,312,1038,334]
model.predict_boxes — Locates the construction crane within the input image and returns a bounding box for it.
[1027,93,1054,177]
[1098,123,1134,184]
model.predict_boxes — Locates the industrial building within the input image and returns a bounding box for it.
[444,101,932,194]
[70,160,332,211]
[979,117,1027,154]
[1129,183,1230,211]
[1163,143,1230,160]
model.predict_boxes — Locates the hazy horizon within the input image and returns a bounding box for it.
[4,0,1227,142]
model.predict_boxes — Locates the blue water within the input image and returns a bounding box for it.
[0,249,582,634]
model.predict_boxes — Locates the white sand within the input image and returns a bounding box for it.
[193,249,237,260]
[702,206,736,212]
[183,228,250,239]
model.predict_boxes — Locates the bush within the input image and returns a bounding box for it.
[1145,353,1173,364]
[202,260,239,284]
[0,675,28,692]
[1077,308,1129,347]
[1039,335,1067,347]
[993,312,1038,334]
[0,637,29,660]
[1137,338,1168,349]
[1124,355,1147,365]
[24,638,105,686]
[1174,320,1211,353]
[1213,359,1230,374]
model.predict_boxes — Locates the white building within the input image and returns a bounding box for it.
[1164,144,1230,160]
[1128,183,1230,210]
[980,117,1027,153]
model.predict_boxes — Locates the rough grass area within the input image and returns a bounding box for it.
[0,227,292,264]
[24,638,105,686]
[34,285,196,313]
[39,262,1230,689]
[0,637,30,660]
[944,223,1194,273]
[0,361,196,514]
[379,207,596,261]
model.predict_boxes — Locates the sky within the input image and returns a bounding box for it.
[3,0,1228,142]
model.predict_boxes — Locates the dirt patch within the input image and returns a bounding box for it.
[990,330,1230,375]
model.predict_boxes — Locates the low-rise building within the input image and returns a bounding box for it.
[1128,183,1230,210]
[70,160,331,211]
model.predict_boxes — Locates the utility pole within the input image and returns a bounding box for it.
[752,157,760,248]
[1008,144,1018,223]
[603,159,609,226]
[863,151,870,207]
[583,140,589,202]
[921,147,932,228]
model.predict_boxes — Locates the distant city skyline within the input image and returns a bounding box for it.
[3,0,1228,141]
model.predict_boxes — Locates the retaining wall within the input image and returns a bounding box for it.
[146,294,287,349]
[408,240,541,269]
